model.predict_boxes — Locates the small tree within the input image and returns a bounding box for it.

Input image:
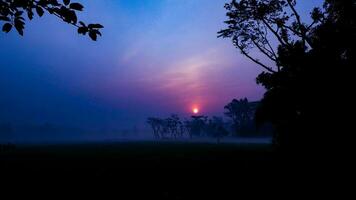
[166,114,181,139]
[148,115,185,140]
[185,115,207,139]
[224,98,254,135]
[206,117,229,143]
[147,117,161,139]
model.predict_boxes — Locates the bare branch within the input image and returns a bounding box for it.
[286,0,304,46]
[307,21,317,31]
[235,42,277,73]
[256,26,278,60]
[261,18,292,48]
[286,0,315,48]
[251,39,277,62]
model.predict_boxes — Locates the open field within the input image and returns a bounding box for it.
[1,140,273,171]
[0,141,276,181]
[0,140,349,198]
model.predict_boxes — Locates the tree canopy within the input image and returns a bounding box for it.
[0,0,103,40]
[218,0,323,73]
[219,0,355,150]
[224,98,257,135]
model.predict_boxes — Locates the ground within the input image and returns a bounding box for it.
[0,141,348,198]
[1,141,274,172]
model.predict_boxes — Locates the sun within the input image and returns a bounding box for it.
[193,108,199,114]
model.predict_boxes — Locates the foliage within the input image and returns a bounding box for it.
[219,0,355,150]
[185,115,208,138]
[218,0,319,73]
[224,98,256,133]
[147,115,185,139]
[147,108,265,142]
[0,0,103,40]
[148,114,231,142]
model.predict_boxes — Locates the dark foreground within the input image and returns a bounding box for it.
[0,141,350,198]
[1,141,274,173]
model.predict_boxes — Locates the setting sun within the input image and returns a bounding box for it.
[193,108,199,114]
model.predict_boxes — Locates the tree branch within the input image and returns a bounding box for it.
[32,0,80,28]
[307,21,316,31]
[256,26,278,60]
[261,18,292,48]
[286,1,303,42]
[251,39,277,62]
[286,0,316,48]
[235,42,277,73]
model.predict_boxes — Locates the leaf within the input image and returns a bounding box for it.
[36,7,44,17]
[77,26,88,35]
[79,21,86,27]
[2,23,12,33]
[69,10,77,24]
[93,29,101,36]
[14,19,25,36]
[69,3,84,11]
[89,30,97,41]
[63,0,70,6]
[88,24,104,29]
[27,10,34,20]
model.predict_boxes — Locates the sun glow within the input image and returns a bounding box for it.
[193,108,199,114]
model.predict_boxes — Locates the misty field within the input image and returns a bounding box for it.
[1,141,274,176]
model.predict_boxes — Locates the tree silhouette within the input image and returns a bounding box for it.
[185,116,207,139]
[167,114,181,139]
[206,117,229,143]
[219,0,355,151]
[147,115,186,139]
[0,0,103,40]
[218,0,320,73]
[147,117,162,139]
[224,98,254,135]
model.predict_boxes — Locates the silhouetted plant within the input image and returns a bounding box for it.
[185,116,208,139]
[166,114,181,139]
[224,98,255,135]
[0,0,103,40]
[147,117,162,139]
[206,117,229,143]
[147,115,186,139]
[219,0,355,151]
[218,0,320,73]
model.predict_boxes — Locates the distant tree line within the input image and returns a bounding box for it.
[147,98,271,142]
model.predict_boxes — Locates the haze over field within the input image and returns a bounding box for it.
[0,0,322,142]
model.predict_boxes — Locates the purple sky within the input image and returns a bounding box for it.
[0,0,322,133]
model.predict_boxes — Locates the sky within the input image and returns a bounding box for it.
[0,0,322,139]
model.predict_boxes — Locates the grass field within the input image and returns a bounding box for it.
[0,141,345,198]
[1,141,273,168]
[0,141,276,178]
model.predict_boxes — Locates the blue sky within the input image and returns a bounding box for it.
[0,0,322,134]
